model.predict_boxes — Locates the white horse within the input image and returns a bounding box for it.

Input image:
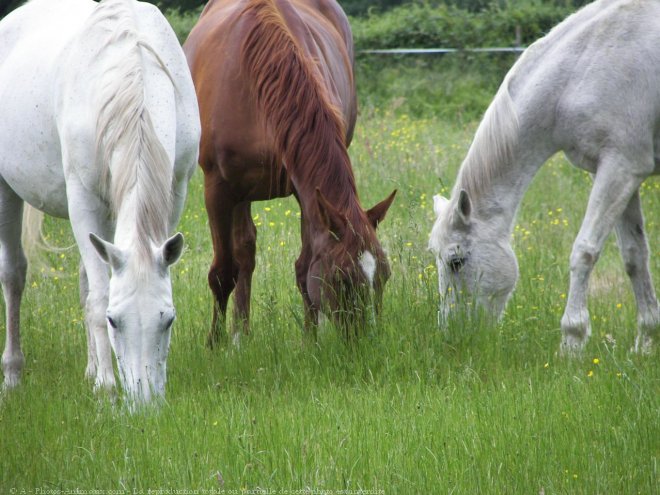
[429,0,660,353]
[0,0,200,403]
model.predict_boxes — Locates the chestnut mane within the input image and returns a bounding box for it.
[239,0,361,217]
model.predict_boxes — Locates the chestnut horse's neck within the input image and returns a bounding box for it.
[240,0,364,231]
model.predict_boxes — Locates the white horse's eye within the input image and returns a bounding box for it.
[164,315,176,330]
[448,255,466,273]
[107,316,118,329]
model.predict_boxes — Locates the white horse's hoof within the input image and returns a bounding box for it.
[560,331,589,355]
[93,381,118,406]
[2,354,24,390]
[2,375,20,391]
[84,363,98,381]
[634,334,654,354]
[560,311,591,357]
[559,331,588,357]
[93,370,117,397]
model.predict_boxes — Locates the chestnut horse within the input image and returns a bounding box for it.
[184,0,396,344]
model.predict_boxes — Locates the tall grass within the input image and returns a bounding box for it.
[1,108,658,493]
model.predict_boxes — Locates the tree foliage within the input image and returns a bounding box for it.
[152,0,206,13]
[1,0,591,19]
[350,1,576,49]
[1,0,25,19]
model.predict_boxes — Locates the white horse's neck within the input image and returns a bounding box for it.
[464,149,550,236]
[454,69,558,237]
[113,190,167,252]
[91,0,174,260]
[454,0,642,234]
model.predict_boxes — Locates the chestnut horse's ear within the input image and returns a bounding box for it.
[316,188,347,239]
[366,189,397,228]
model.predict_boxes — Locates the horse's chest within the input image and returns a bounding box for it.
[238,160,293,200]
[212,149,293,201]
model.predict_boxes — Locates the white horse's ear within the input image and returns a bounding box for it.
[89,233,126,271]
[433,194,450,216]
[158,232,185,267]
[453,189,472,227]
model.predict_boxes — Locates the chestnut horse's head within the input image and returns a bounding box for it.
[305,189,396,334]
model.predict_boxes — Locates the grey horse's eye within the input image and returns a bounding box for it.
[448,255,466,273]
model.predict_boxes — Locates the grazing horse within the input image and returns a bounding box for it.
[0,0,200,403]
[429,0,660,353]
[184,0,395,344]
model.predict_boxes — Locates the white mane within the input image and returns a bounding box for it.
[90,0,173,260]
[454,77,519,200]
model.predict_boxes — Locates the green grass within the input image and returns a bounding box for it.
[1,110,658,494]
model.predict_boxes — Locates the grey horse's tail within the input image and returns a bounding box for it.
[22,205,72,270]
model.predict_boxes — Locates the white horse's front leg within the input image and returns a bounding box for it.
[66,181,115,393]
[561,245,593,354]
[78,262,99,380]
[0,183,27,389]
[614,190,659,353]
[635,305,660,354]
[561,158,644,354]
[83,280,113,392]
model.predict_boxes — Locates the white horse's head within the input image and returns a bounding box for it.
[89,232,184,405]
[429,190,518,323]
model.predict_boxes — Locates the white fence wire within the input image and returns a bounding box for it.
[359,47,526,54]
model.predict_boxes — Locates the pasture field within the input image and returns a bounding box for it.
[1,107,658,494]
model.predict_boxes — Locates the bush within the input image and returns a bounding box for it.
[165,1,580,119]
[349,1,574,49]
[355,53,512,121]
[165,6,204,43]
[349,1,577,119]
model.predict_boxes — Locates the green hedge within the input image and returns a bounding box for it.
[347,1,579,119]
[350,1,575,50]
[165,1,580,119]
[167,1,577,48]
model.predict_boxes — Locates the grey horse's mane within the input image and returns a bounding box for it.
[454,78,519,200]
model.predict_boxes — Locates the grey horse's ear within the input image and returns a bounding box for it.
[453,189,472,228]
[89,233,126,271]
[158,233,185,267]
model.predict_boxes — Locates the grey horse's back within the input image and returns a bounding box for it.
[504,0,660,173]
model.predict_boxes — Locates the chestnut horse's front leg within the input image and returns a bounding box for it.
[204,173,237,348]
[231,202,257,343]
[294,210,319,341]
